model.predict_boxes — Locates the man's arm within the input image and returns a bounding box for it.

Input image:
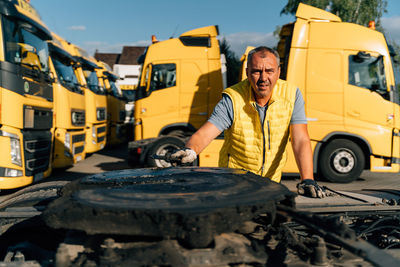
[290,123,314,181]
[186,121,222,154]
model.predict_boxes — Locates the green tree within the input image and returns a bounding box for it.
[281,0,387,27]
[220,38,240,87]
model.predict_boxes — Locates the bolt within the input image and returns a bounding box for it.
[13,251,25,262]
[312,237,328,266]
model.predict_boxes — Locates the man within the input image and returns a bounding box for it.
[172,46,325,198]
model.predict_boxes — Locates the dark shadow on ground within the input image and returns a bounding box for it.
[95,160,133,172]
[97,142,129,160]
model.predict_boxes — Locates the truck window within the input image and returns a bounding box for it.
[348,53,387,97]
[149,64,176,91]
[391,56,400,104]
[3,16,49,74]
[83,69,105,95]
[53,56,82,94]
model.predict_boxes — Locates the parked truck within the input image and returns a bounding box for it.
[96,61,127,146]
[128,25,224,167]
[58,41,108,154]
[48,35,86,168]
[0,0,54,189]
[129,4,400,183]
[269,3,400,182]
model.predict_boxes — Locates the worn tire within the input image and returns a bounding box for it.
[147,136,193,167]
[318,139,365,183]
[42,168,295,248]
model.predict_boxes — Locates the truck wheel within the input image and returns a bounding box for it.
[147,136,194,167]
[318,139,365,183]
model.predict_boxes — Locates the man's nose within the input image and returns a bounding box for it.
[260,70,268,81]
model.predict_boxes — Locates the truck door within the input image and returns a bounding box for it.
[344,51,394,159]
[138,62,178,137]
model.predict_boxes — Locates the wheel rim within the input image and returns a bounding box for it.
[330,148,355,174]
[154,143,180,167]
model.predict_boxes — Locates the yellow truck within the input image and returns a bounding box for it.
[96,62,127,146]
[267,3,399,182]
[59,42,108,154]
[128,25,224,167]
[0,0,54,189]
[48,37,86,168]
[129,4,400,183]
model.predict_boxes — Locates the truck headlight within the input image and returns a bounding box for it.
[71,112,78,125]
[4,168,23,177]
[10,137,22,166]
[64,133,71,151]
[92,126,96,139]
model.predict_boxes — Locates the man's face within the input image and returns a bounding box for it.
[246,51,280,104]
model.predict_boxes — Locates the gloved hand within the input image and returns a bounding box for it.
[297,179,326,198]
[170,148,197,164]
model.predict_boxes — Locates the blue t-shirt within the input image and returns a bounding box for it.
[209,88,307,131]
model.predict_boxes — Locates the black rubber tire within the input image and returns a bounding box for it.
[42,167,295,248]
[146,136,186,167]
[318,139,365,183]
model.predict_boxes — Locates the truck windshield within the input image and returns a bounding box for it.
[53,56,83,94]
[391,56,400,104]
[3,16,50,76]
[109,80,122,98]
[83,69,106,95]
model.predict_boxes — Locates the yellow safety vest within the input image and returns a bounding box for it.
[219,79,297,182]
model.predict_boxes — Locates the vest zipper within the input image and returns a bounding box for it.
[267,120,271,150]
[227,153,230,167]
[261,117,266,173]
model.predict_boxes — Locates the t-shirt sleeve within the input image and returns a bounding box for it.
[208,94,234,131]
[290,88,308,124]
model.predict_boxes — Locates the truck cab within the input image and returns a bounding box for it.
[0,0,54,189]
[59,42,108,154]
[275,3,400,182]
[97,62,127,146]
[48,36,86,168]
[130,25,224,167]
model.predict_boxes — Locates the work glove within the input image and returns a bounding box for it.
[170,148,197,164]
[297,179,326,198]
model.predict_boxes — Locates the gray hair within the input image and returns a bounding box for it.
[247,46,280,68]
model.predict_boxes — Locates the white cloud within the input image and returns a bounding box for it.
[382,16,400,43]
[68,25,87,31]
[219,32,278,57]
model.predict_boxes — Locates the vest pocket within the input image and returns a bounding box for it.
[227,153,231,167]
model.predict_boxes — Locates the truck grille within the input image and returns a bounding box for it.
[97,126,106,135]
[72,133,86,143]
[24,106,53,130]
[22,130,52,176]
[97,135,105,143]
[74,145,84,155]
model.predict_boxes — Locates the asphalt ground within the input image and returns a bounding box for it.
[49,142,400,193]
[1,142,399,197]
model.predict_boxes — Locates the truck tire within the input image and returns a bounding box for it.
[318,139,365,183]
[146,136,187,167]
[42,168,295,248]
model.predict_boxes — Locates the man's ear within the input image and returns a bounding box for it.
[245,67,249,78]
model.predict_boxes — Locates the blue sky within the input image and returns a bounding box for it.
[32,0,400,57]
